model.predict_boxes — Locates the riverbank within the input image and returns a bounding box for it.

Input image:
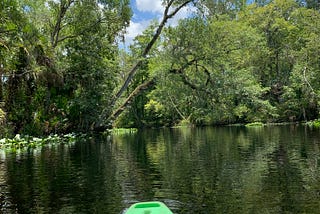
[1,120,319,150]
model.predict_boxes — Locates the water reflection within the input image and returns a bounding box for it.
[0,126,320,213]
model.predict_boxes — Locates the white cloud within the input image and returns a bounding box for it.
[124,20,151,47]
[121,1,197,49]
[136,0,164,13]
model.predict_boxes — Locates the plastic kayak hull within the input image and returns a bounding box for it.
[125,201,173,214]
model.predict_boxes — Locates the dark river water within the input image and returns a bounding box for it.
[1,125,320,213]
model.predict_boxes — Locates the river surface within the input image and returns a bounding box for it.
[0,125,320,213]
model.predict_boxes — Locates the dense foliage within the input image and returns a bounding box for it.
[0,0,320,136]
[0,0,131,136]
[117,0,320,127]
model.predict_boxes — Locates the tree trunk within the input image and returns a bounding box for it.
[96,0,193,130]
[109,79,155,122]
[110,0,193,107]
[94,79,155,131]
[51,0,74,48]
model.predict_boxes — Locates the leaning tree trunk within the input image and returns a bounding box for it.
[108,79,155,122]
[110,0,193,106]
[95,0,194,131]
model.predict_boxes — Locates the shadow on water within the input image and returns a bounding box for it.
[1,125,320,213]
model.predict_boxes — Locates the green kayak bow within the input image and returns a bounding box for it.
[125,201,173,214]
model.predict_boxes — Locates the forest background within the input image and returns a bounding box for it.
[0,0,319,137]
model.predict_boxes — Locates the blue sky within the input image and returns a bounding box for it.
[124,0,195,47]
[124,0,255,47]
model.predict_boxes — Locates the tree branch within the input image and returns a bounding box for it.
[303,66,315,95]
[167,91,186,120]
[166,0,192,19]
[170,59,215,95]
[95,0,194,130]
[111,0,193,107]
[51,0,74,48]
[196,62,212,86]
[169,59,198,89]
[56,17,106,44]
[108,78,155,122]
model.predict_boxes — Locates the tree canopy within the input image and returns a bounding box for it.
[0,0,320,136]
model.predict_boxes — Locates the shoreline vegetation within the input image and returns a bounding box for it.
[0,133,77,150]
[1,0,320,141]
[1,121,320,150]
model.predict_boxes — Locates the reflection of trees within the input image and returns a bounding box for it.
[296,128,320,212]
[0,161,16,212]
[113,126,320,213]
[112,130,169,203]
[3,139,124,213]
[1,126,320,213]
[240,127,304,213]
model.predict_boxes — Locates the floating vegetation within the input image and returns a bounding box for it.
[111,128,138,135]
[306,119,320,128]
[0,133,77,150]
[245,122,265,127]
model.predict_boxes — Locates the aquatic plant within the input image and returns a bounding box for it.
[245,122,264,127]
[306,119,320,128]
[0,133,77,150]
[111,128,138,135]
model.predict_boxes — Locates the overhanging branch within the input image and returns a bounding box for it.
[94,0,194,130]
[170,59,215,95]
[110,0,193,108]
[108,78,155,122]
